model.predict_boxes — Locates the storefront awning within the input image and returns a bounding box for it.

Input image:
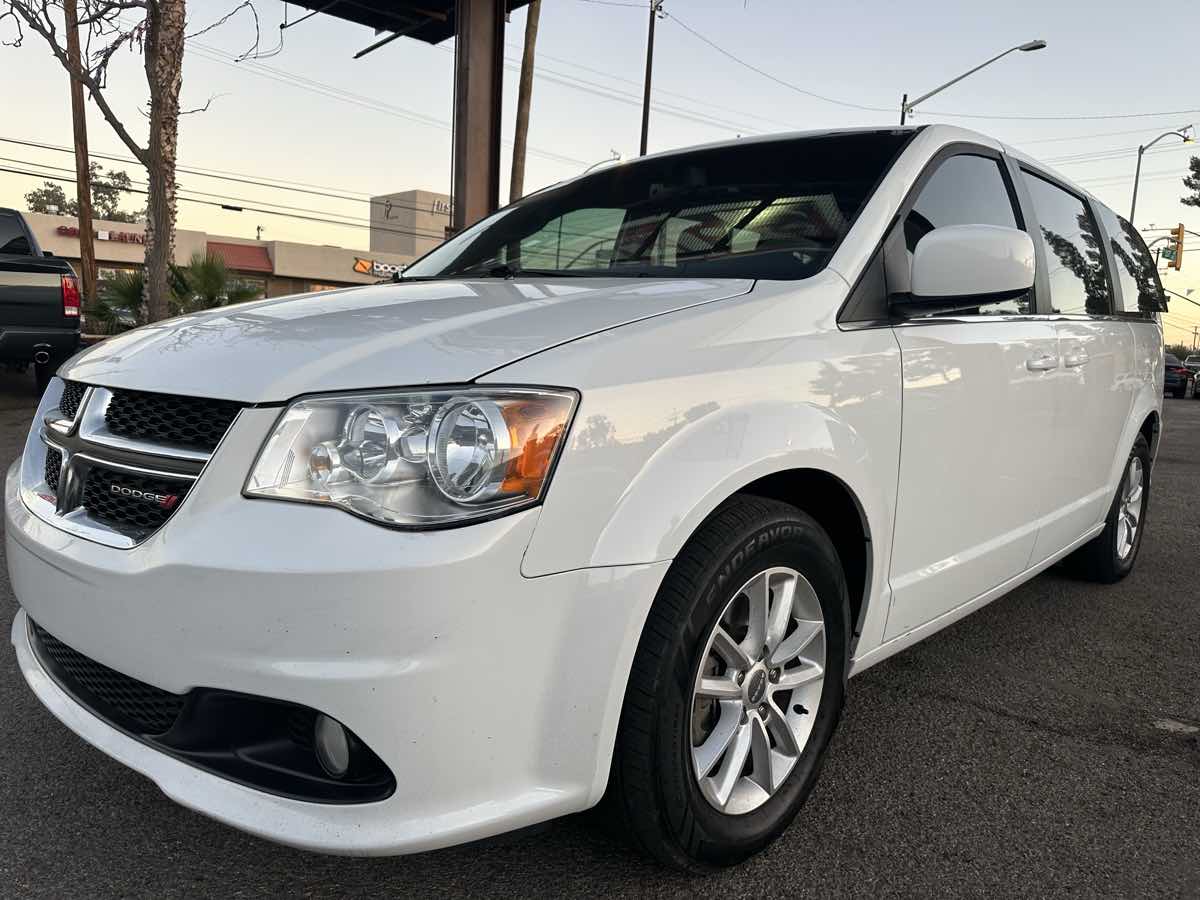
[208,241,273,274]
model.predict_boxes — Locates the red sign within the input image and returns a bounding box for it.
[56,225,145,244]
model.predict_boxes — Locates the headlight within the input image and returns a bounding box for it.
[245,387,577,528]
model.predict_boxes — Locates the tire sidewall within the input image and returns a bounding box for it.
[650,509,849,865]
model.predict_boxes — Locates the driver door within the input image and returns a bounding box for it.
[885,151,1058,640]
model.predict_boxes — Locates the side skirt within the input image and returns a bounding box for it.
[848,522,1105,677]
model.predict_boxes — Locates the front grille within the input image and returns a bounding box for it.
[59,381,86,419]
[105,388,243,451]
[44,447,63,493]
[81,464,191,533]
[30,621,184,736]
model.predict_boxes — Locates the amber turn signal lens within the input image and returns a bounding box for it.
[499,398,572,498]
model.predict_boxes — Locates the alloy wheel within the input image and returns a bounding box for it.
[1116,455,1144,560]
[689,567,826,815]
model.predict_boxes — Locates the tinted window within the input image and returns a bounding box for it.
[1021,171,1112,316]
[0,213,32,255]
[404,131,913,281]
[895,154,1028,315]
[1165,355,1181,367]
[904,155,1019,250]
[1096,205,1167,314]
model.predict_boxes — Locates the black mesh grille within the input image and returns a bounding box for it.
[81,464,191,533]
[59,381,86,419]
[30,621,184,736]
[44,447,62,493]
[105,388,242,451]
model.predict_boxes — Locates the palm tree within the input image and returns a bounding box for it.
[87,270,144,335]
[175,252,262,314]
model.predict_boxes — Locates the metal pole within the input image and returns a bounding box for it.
[1130,144,1145,225]
[639,1,658,157]
[64,0,97,307]
[900,93,908,126]
[509,0,541,202]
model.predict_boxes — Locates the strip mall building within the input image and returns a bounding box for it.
[23,189,448,299]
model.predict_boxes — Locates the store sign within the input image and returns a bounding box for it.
[354,257,405,278]
[56,225,145,244]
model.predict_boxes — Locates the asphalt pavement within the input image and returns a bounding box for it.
[1,366,1197,899]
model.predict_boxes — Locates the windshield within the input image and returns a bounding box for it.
[405,131,913,282]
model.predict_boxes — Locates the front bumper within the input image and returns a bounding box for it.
[6,437,667,855]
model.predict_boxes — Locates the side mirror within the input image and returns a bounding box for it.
[901,224,1035,314]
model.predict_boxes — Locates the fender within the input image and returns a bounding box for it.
[481,276,903,660]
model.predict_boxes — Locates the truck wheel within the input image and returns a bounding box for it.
[609,496,849,871]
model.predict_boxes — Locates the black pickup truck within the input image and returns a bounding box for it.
[0,208,81,391]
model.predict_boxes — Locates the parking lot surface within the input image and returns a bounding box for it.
[2,368,1198,899]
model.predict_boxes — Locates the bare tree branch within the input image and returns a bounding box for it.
[4,1,149,163]
[180,92,229,115]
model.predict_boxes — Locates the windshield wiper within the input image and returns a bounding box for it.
[450,262,595,279]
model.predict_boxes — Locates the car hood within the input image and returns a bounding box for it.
[63,277,754,402]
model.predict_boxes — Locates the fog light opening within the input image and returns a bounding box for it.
[314,714,351,778]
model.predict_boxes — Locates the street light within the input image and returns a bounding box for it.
[900,40,1047,125]
[1130,126,1194,225]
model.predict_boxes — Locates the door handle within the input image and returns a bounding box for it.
[1063,350,1090,368]
[1026,353,1059,372]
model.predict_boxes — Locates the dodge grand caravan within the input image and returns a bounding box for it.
[7,125,1166,871]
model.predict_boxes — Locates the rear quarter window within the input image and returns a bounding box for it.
[1096,205,1167,315]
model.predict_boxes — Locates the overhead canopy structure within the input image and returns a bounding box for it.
[290,1,531,44]
[290,1,534,233]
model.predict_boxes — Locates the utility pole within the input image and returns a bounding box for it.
[639,1,662,156]
[64,0,97,307]
[509,0,541,202]
[899,93,908,126]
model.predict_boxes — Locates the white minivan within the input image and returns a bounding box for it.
[7,124,1166,871]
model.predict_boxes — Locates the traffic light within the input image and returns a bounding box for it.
[1168,223,1185,271]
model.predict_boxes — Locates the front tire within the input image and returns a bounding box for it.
[609,496,849,871]
[1064,435,1150,583]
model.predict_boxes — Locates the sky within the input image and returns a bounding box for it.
[1,0,1198,342]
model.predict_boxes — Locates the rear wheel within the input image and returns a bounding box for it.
[1064,435,1150,583]
[609,496,849,871]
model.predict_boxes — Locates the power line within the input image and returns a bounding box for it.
[1043,143,1193,166]
[4,155,446,238]
[0,165,442,241]
[658,11,1200,124]
[663,12,893,114]
[0,136,444,219]
[500,40,802,133]
[185,39,593,169]
[923,107,1200,122]
[1020,124,1200,145]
